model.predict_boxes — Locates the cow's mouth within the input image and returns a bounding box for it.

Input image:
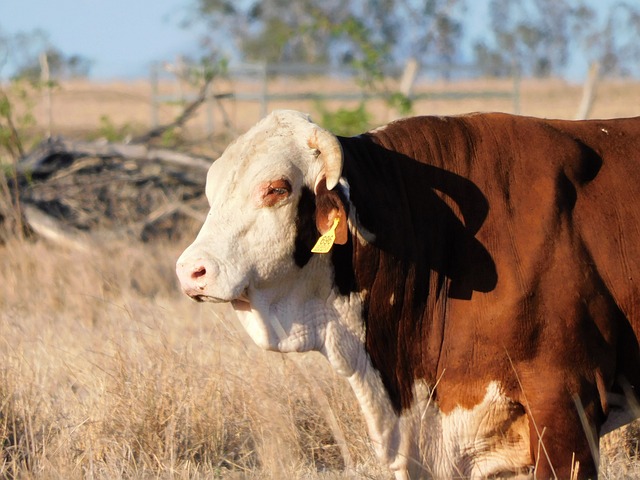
[231,290,251,311]
[186,286,250,305]
[190,294,226,303]
[190,296,251,309]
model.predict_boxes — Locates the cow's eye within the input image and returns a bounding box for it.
[263,179,292,206]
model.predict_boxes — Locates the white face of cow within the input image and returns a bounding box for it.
[176,110,349,352]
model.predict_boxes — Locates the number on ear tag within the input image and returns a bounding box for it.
[311,217,340,254]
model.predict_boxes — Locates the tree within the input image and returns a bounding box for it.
[187,0,640,83]
[14,47,92,81]
[472,0,575,78]
[0,27,92,81]
[578,1,640,77]
[395,0,464,79]
[188,0,463,80]
[473,0,640,79]
[191,0,335,64]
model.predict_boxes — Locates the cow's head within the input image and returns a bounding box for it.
[176,110,351,352]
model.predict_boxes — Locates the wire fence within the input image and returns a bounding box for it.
[25,56,621,143]
[150,60,522,136]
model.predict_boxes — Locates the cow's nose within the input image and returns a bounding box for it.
[191,265,207,280]
[176,258,219,296]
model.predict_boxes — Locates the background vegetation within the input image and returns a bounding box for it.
[187,0,640,80]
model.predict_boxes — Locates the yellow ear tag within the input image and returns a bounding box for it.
[311,217,340,254]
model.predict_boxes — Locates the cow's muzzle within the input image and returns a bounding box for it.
[176,257,220,301]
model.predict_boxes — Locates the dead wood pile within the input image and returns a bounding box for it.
[4,136,213,247]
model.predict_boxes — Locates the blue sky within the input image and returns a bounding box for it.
[0,0,202,79]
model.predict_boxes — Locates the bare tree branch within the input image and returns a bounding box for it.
[131,75,231,144]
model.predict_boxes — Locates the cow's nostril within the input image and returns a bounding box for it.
[192,265,206,280]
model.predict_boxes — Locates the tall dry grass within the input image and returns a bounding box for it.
[0,237,385,479]
[2,236,638,479]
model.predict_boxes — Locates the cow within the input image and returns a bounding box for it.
[176,110,640,479]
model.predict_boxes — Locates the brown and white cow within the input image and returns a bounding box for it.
[176,110,640,479]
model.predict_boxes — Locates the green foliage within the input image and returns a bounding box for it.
[93,115,136,143]
[190,0,399,77]
[0,79,40,163]
[313,12,389,88]
[189,0,640,81]
[160,127,183,148]
[0,79,40,239]
[314,102,371,137]
[180,54,228,86]
[0,95,9,118]
[387,92,413,116]
[186,0,466,112]
[243,17,296,64]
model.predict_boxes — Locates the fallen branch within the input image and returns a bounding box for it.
[9,133,212,243]
[132,76,232,144]
[23,203,90,251]
[18,137,212,178]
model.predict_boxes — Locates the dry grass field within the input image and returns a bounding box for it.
[0,237,385,479]
[1,77,639,478]
[17,76,640,142]
[1,237,638,479]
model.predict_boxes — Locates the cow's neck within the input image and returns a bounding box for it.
[246,256,418,477]
[321,289,417,478]
[336,133,482,413]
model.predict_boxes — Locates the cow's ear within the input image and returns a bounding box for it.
[315,178,348,245]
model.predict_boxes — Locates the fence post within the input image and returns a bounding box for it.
[574,62,601,120]
[205,72,214,136]
[150,63,159,128]
[39,52,52,138]
[511,61,521,115]
[399,58,419,97]
[175,55,186,103]
[260,61,268,118]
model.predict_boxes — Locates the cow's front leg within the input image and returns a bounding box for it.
[526,385,600,479]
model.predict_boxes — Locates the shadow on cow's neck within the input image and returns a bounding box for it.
[339,136,497,301]
[331,135,499,412]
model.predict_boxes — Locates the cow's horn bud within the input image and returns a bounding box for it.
[309,127,343,191]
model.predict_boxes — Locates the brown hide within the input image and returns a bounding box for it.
[331,113,640,478]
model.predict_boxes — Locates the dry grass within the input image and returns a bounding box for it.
[0,237,385,479]
[1,235,638,479]
[9,76,640,144]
